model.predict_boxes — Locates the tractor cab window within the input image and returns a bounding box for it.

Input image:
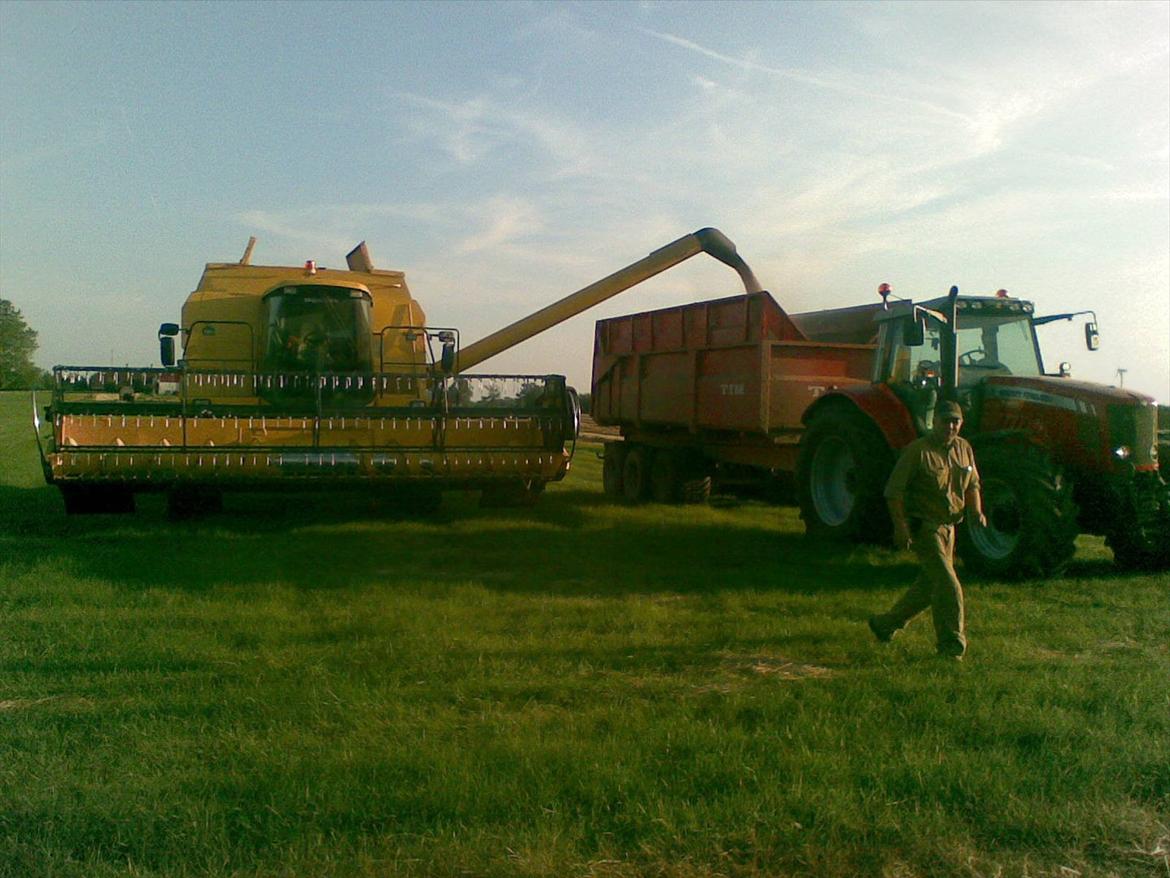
[953,314,1042,385]
[263,285,373,374]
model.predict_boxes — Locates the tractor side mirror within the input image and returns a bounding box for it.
[902,318,925,347]
[1084,321,1100,351]
[158,323,179,367]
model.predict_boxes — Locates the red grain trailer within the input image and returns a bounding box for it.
[591,290,877,501]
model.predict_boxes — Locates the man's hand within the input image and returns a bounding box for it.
[969,509,987,529]
[893,521,912,550]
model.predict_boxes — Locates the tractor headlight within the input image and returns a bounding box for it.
[1113,445,1132,461]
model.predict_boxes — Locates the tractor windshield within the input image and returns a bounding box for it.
[262,285,373,373]
[953,313,1042,385]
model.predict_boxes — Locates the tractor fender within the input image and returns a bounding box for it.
[802,385,918,454]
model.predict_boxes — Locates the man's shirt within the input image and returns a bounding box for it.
[884,435,981,526]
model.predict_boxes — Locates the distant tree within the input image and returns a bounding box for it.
[0,299,43,389]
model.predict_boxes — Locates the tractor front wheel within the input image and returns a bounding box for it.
[1105,474,1170,571]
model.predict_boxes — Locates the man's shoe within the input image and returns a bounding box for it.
[868,616,893,643]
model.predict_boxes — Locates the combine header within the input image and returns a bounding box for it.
[35,230,759,516]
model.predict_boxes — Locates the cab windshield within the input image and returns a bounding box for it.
[884,313,1042,387]
[953,314,1042,384]
[263,285,373,373]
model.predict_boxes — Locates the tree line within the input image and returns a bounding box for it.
[0,299,52,390]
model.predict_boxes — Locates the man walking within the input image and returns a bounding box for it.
[869,400,985,658]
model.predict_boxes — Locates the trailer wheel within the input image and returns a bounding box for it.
[602,443,626,498]
[796,407,892,542]
[622,446,652,503]
[650,450,681,503]
[60,485,136,515]
[1104,474,1170,571]
[957,442,1078,579]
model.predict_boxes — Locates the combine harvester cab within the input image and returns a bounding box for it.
[36,230,760,517]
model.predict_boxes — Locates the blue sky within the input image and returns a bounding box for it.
[2,0,1167,400]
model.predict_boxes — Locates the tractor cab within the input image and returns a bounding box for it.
[874,293,1043,433]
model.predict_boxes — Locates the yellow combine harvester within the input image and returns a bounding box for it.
[36,229,760,516]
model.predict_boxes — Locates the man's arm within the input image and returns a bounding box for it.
[888,496,912,550]
[964,485,986,528]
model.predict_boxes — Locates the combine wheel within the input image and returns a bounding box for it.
[602,442,626,498]
[167,487,223,520]
[796,407,892,543]
[621,446,652,503]
[480,479,544,508]
[61,485,136,515]
[650,450,682,503]
[957,443,1078,579]
[1104,474,1170,571]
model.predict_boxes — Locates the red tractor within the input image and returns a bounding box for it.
[796,287,1169,577]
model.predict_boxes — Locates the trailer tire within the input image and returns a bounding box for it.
[622,446,652,503]
[602,443,626,498]
[681,473,713,505]
[1104,474,1170,571]
[650,450,682,503]
[797,407,892,543]
[957,442,1078,579]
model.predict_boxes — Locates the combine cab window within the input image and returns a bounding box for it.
[263,285,373,374]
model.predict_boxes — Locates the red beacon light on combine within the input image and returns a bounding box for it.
[995,289,1009,298]
[304,260,317,276]
[878,282,892,309]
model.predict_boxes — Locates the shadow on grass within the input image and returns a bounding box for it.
[0,483,1138,600]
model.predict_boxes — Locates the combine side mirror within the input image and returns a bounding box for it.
[1084,321,1100,351]
[158,323,179,368]
[440,341,456,374]
[902,318,925,347]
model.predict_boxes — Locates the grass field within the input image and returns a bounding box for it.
[1,391,1167,877]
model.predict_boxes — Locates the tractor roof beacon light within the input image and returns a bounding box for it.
[996,289,1009,298]
[878,283,892,310]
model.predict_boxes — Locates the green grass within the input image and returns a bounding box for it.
[2,391,1168,877]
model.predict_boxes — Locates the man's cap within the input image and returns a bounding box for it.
[938,400,964,421]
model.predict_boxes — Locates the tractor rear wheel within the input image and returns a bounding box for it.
[957,443,1078,579]
[796,407,892,542]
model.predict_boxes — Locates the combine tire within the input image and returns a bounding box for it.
[957,443,1078,579]
[1105,474,1170,571]
[167,487,223,520]
[602,443,626,499]
[622,446,652,503]
[61,485,136,515]
[480,479,544,508]
[796,408,892,542]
